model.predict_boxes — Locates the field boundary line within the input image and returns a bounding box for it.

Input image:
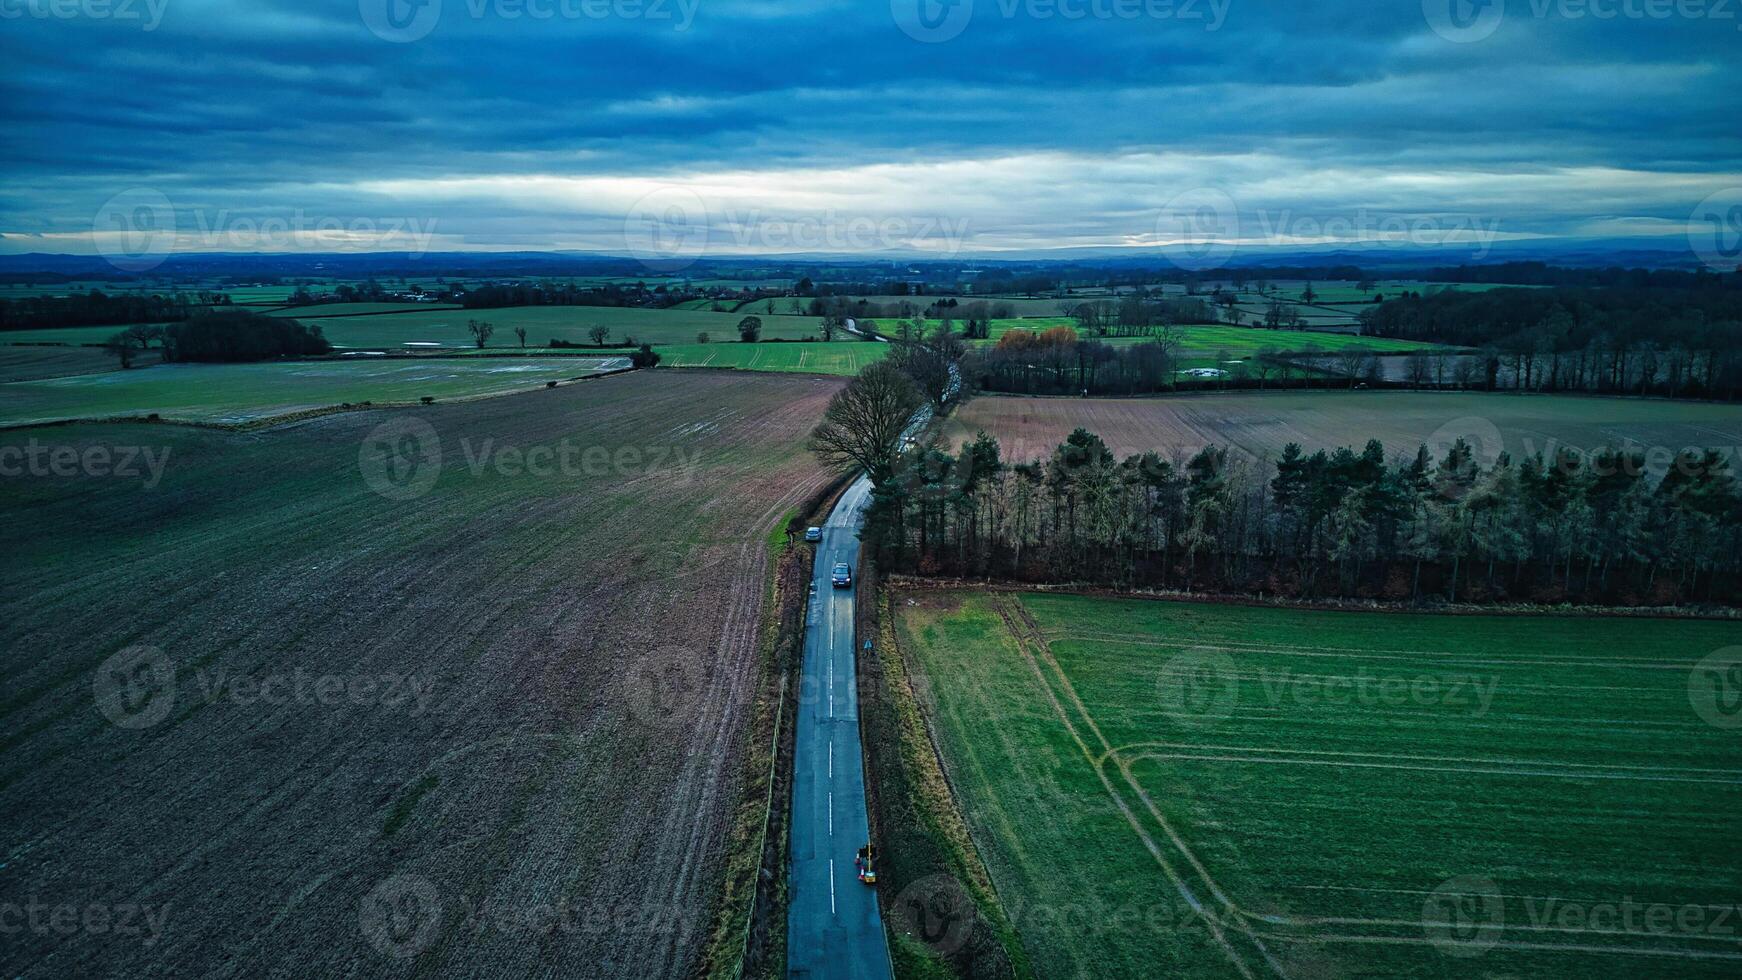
[882,576,1742,623]
[989,596,1268,980]
[1104,741,1742,778]
[1047,631,1701,670]
[1025,613,1742,959]
[1292,882,1742,914]
[1121,749,1742,786]
[1003,600,1293,973]
[1086,663,1696,696]
[1236,929,1742,960]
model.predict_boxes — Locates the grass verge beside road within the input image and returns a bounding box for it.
[858,565,1030,980]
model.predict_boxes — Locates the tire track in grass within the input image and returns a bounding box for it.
[1020,598,1742,964]
[1105,741,1742,780]
[989,596,1271,979]
[1048,631,1708,671]
[1002,598,1295,975]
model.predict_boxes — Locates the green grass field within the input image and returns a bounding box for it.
[653,340,887,375]
[0,357,627,425]
[242,306,819,348]
[666,298,740,312]
[0,305,826,350]
[893,590,1742,978]
[263,302,463,317]
[884,317,1439,356]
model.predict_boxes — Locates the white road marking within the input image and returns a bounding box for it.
[828,740,833,778]
[828,792,834,836]
[829,859,837,915]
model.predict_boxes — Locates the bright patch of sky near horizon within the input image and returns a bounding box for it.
[1,0,1738,258]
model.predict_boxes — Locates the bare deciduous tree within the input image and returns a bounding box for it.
[810,361,923,485]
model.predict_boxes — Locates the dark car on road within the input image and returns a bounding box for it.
[831,562,852,588]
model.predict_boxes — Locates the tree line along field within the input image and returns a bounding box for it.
[0,357,630,426]
[264,301,465,318]
[925,317,1441,354]
[0,345,159,383]
[891,589,1742,978]
[0,371,844,978]
[210,305,827,348]
[0,305,834,349]
[0,293,1449,360]
[943,391,1742,470]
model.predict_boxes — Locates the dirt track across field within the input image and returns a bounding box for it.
[0,371,842,977]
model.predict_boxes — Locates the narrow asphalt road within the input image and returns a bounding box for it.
[786,474,893,980]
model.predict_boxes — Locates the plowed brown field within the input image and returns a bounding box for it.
[0,371,842,977]
[945,391,1742,467]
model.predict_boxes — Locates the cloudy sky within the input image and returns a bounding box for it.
[1,0,1739,260]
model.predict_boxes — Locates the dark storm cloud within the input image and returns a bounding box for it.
[0,0,1737,254]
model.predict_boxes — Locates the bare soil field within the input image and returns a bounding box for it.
[0,371,842,977]
[0,345,160,382]
[944,391,1742,468]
